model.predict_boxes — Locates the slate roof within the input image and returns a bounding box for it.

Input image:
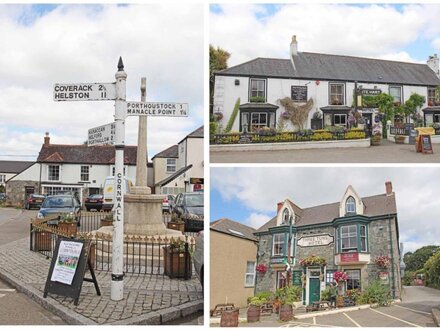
[0,161,35,174]
[151,145,178,160]
[218,53,440,86]
[211,218,258,242]
[188,126,204,138]
[155,164,193,187]
[37,144,147,165]
[255,193,397,234]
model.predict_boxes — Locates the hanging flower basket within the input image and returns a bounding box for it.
[334,271,348,284]
[374,255,391,269]
[299,255,326,267]
[213,112,223,121]
[256,264,268,273]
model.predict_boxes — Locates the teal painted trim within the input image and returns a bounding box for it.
[283,232,287,255]
[268,225,297,234]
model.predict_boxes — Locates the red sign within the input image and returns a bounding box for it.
[340,252,359,263]
[193,184,203,191]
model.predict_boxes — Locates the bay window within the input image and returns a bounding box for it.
[334,114,346,126]
[336,223,369,253]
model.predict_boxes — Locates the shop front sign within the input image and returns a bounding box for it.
[340,252,359,263]
[298,234,334,247]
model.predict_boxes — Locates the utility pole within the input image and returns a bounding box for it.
[111,57,127,301]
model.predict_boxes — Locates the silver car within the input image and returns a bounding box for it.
[193,230,204,288]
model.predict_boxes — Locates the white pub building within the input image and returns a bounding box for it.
[213,35,440,132]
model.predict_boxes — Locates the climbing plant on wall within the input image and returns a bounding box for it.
[278,97,314,131]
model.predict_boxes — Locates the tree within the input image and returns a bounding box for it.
[403,245,440,272]
[209,45,230,113]
[424,250,440,289]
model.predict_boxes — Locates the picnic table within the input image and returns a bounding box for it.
[210,303,236,317]
[306,300,331,312]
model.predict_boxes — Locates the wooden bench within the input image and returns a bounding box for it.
[210,303,236,317]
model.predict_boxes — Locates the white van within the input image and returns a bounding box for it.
[102,176,133,211]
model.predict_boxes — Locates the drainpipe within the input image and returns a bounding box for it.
[388,217,396,299]
[38,163,42,194]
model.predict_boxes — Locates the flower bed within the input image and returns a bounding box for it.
[211,128,366,145]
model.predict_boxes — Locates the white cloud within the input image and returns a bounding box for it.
[210,4,437,66]
[0,4,203,160]
[211,167,440,253]
[245,213,271,230]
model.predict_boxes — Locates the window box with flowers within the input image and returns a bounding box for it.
[299,255,327,267]
[256,264,268,274]
[374,255,391,269]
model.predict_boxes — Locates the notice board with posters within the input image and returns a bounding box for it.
[44,237,100,305]
[421,135,433,154]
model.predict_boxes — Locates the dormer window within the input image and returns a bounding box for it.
[345,196,356,214]
[282,208,290,225]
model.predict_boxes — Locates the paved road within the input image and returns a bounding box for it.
[0,208,66,325]
[210,140,440,163]
[230,286,440,327]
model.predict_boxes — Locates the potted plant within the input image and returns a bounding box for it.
[276,286,301,321]
[394,135,405,144]
[311,111,323,129]
[167,217,185,233]
[58,214,78,236]
[100,213,113,227]
[247,296,266,323]
[163,240,191,279]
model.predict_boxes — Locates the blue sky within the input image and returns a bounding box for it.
[210,3,440,66]
[210,167,440,253]
[0,4,204,161]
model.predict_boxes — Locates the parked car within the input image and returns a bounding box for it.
[24,194,46,210]
[171,192,204,232]
[85,194,104,211]
[0,193,6,202]
[54,190,81,205]
[193,230,204,288]
[37,195,81,226]
[162,194,175,214]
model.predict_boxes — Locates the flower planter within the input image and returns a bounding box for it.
[220,308,239,327]
[58,222,77,236]
[163,246,191,279]
[371,136,381,146]
[394,135,405,144]
[167,221,185,233]
[100,219,113,227]
[247,305,260,323]
[34,231,52,251]
[337,295,344,308]
[279,304,293,322]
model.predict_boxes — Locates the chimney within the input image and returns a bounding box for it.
[44,132,50,146]
[290,35,298,71]
[427,54,439,78]
[385,181,393,196]
[277,202,283,213]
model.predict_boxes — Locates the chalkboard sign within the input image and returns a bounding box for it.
[44,237,100,305]
[292,270,302,286]
[291,86,307,102]
[421,135,433,154]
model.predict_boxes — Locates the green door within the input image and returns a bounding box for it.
[309,278,320,304]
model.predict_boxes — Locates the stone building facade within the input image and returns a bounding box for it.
[254,182,401,305]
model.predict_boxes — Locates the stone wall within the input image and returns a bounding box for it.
[255,233,275,293]
[5,181,40,206]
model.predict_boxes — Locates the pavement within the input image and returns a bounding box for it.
[0,208,204,325]
[210,286,440,327]
[210,139,440,163]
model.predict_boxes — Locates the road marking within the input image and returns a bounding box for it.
[394,304,431,315]
[370,308,422,327]
[343,312,361,327]
[313,317,316,325]
[280,320,334,327]
[0,289,16,292]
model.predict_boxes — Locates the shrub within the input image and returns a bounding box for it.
[424,250,440,289]
[321,287,331,301]
[275,286,302,305]
[346,130,366,139]
[357,280,391,306]
[402,270,415,286]
[209,121,218,141]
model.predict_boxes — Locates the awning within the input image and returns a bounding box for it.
[239,103,279,110]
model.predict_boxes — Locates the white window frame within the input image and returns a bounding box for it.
[245,261,256,287]
[334,114,347,126]
[250,112,268,131]
[80,165,89,182]
[341,225,357,252]
[110,166,127,177]
[360,225,367,252]
[0,174,5,184]
[345,196,356,214]
[389,86,402,104]
[428,87,437,104]
[272,233,285,256]
[329,83,345,105]
[282,208,290,225]
[250,78,266,100]
[166,158,177,173]
[47,165,60,182]
[345,269,361,291]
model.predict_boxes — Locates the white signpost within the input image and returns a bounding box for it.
[53,83,116,101]
[87,122,115,146]
[54,57,189,302]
